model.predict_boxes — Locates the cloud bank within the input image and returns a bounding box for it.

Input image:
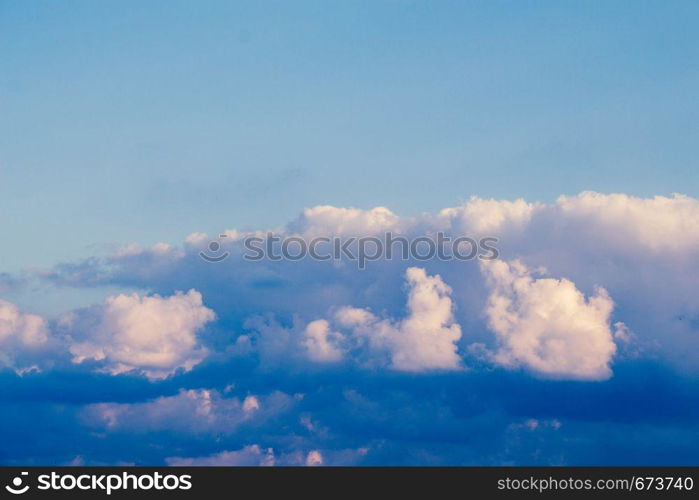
[2,191,698,465]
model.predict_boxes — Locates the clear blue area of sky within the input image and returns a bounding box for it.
[2,0,698,272]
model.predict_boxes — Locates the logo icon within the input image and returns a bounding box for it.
[6,472,29,495]
[199,234,230,263]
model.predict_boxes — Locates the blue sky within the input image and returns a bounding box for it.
[1,1,699,466]
[2,0,698,272]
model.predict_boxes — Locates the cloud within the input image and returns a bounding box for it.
[242,267,462,372]
[437,197,540,235]
[332,267,462,372]
[302,320,345,363]
[479,259,618,380]
[242,395,260,412]
[0,299,50,373]
[4,191,699,465]
[0,300,49,348]
[23,192,699,378]
[305,450,323,466]
[67,290,215,379]
[554,192,699,254]
[32,191,699,376]
[166,446,337,467]
[166,445,275,466]
[84,389,295,434]
[289,206,404,237]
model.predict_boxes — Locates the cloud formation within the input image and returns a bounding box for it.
[19,191,699,380]
[242,267,462,372]
[479,259,618,380]
[0,299,50,373]
[67,290,215,379]
[3,191,699,465]
[302,320,345,363]
[332,267,462,372]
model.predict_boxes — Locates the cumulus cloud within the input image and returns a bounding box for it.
[437,197,540,235]
[302,319,345,363]
[479,259,618,380]
[0,299,50,373]
[554,192,699,254]
[67,290,215,379]
[332,267,462,372]
[290,205,404,237]
[243,267,462,371]
[0,299,49,347]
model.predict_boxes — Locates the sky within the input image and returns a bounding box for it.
[0,1,698,466]
[2,0,698,272]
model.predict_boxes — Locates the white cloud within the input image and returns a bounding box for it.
[305,450,324,466]
[554,192,699,254]
[334,267,462,372]
[0,299,49,347]
[335,307,376,328]
[303,319,345,363]
[0,299,50,373]
[243,267,461,372]
[438,197,540,235]
[167,445,276,466]
[290,205,404,237]
[68,290,215,379]
[479,259,617,380]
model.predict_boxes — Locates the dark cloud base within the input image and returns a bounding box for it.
[1,360,697,466]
